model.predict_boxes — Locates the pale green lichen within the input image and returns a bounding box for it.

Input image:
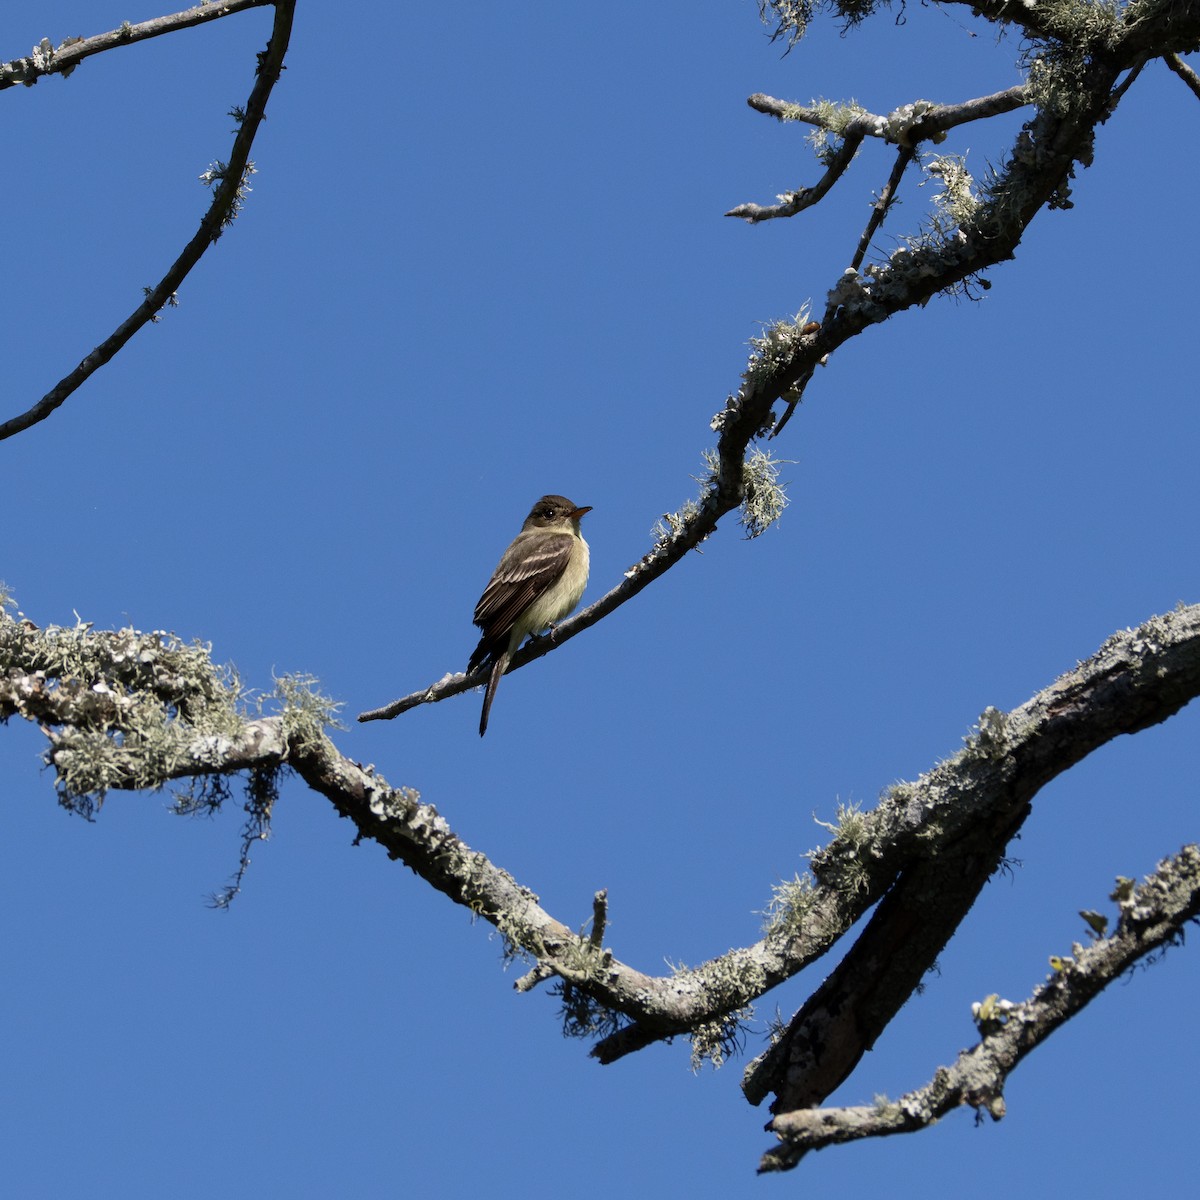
[199,159,258,227]
[758,0,819,44]
[555,982,624,1041]
[0,613,248,813]
[810,799,875,895]
[696,446,790,540]
[814,797,869,849]
[275,672,343,750]
[883,100,945,148]
[761,871,817,937]
[759,0,884,45]
[713,306,818,439]
[690,1008,753,1072]
[962,705,1010,761]
[924,154,982,230]
[854,154,985,294]
[649,498,703,554]
[803,98,871,164]
[205,764,280,910]
[739,447,790,537]
[740,305,814,397]
[664,952,766,1070]
[1022,0,1122,116]
[0,601,302,902]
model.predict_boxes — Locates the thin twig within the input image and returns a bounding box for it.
[0,1,294,442]
[359,69,1093,721]
[848,146,916,274]
[724,123,868,223]
[0,0,276,90]
[357,490,728,723]
[756,141,915,437]
[1105,53,1150,117]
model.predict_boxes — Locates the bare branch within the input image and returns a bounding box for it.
[848,145,916,273]
[595,604,1200,1063]
[0,1,295,443]
[739,606,1200,1116]
[4,593,1200,1084]
[726,88,1029,224]
[744,86,1028,143]
[1165,51,1200,102]
[5,10,1200,1175]
[360,0,1197,728]
[761,847,1200,1170]
[724,118,868,223]
[357,484,727,723]
[0,1,276,90]
[357,28,1167,725]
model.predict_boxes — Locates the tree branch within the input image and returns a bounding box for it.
[5,7,1200,1175]
[7,593,1198,1074]
[760,846,1200,1170]
[722,66,1126,445]
[730,1,1200,443]
[358,469,731,723]
[599,605,1200,1064]
[0,1,276,90]
[725,88,1029,224]
[366,7,1189,725]
[746,86,1030,144]
[738,605,1200,1111]
[723,115,869,223]
[1165,51,1200,102]
[848,145,916,273]
[0,0,295,443]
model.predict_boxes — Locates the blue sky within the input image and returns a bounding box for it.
[2,2,1197,1196]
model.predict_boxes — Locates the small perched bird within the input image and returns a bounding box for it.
[468,494,591,736]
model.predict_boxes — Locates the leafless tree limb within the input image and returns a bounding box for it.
[5,0,1200,1177]
[743,86,1030,145]
[368,5,1200,729]
[0,0,276,90]
[723,117,869,223]
[598,603,1200,1064]
[359,0,1194,723]
[1165,51,1200,101]
[355,0,1180,715]
[739,8,1200,445]
[741,604,1200,1105]
[5,591,1198,1074]
[760,846,1200,1171]
[357,474,726,723]
[849,145,916,272]
[0,0,294,443]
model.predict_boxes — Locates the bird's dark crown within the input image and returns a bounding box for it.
[524,495,588,525]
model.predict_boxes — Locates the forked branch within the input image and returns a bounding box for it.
[0,1,295,442]
[5,595,1199,1080]
[761,847,1200,1171]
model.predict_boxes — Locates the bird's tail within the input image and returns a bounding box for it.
[479,650,509,737]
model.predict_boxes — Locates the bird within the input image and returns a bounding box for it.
[467,494,591,736]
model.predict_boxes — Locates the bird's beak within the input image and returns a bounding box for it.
[570,505,593,520]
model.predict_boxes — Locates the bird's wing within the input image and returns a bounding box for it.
[472,531,575,646]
